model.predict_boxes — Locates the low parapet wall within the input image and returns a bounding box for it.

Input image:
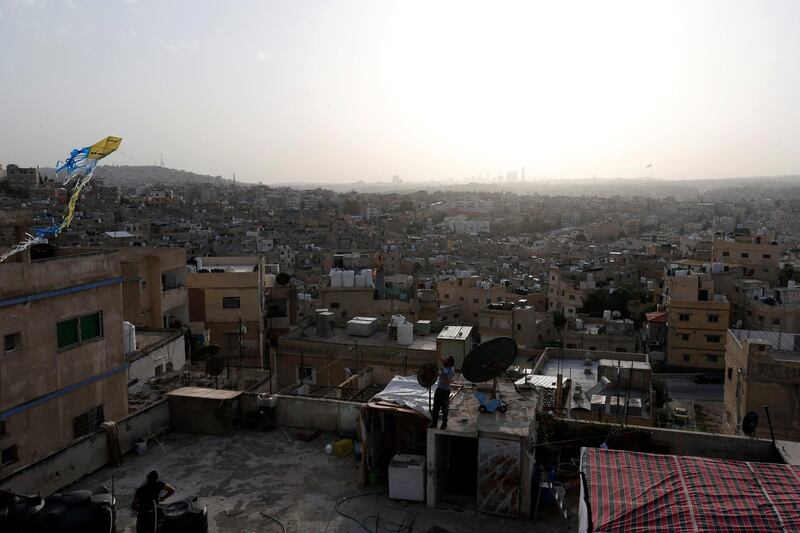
[0,400,170,496]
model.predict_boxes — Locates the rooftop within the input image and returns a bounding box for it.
[286,327,439,351]
[71,429,572,532]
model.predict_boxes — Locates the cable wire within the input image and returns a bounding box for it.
[261,511,288,533]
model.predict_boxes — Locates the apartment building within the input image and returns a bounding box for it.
[187,257,265,367]
[0,249,128,475]
[546,265,603,318]
[119,247,189,329]
[664,267,730,369]
[711,230,780,285]
[5,164,40,196]
[477,300,549,348]
[438,275,513,325]
[722,329,800,441]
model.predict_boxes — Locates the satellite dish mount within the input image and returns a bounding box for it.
[462,337,517,414]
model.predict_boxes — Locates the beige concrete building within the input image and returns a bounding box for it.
[731,280,800,333]
[664,268,730,369]
[722,329,800,441]
[438,275,513,325]
[187,257,265,367]
[0,249,128,475]
[546,266,603,318]
[712,230,780,285]
[564,317,639,353]
[478,300,551,349]
[274,326,440,391]
[119,247,188,329]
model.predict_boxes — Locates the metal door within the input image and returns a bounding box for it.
[477,437,520,516]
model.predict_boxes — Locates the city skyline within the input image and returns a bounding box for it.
[1,0,799,183]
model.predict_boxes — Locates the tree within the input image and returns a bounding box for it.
[398,199,414,212]
[343,199,361,216]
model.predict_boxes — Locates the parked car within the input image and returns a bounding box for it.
[672,407,690,421]
[694,373,723,384]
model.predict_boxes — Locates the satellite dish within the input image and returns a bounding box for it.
[742,411,759,436]
[463,337,517,415]
[205,356,225,377]
[192,344,220,363]
[417,362,438,414]
[417,362,438,389]
[462,336,517,383]
[276,272,293,286]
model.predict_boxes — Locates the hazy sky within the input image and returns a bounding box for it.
[1,1,799,183]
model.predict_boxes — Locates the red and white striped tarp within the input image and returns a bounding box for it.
[580,447,800,532]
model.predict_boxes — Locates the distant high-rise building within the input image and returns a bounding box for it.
[506,171,518,182]
[392,175,401,184]
[521,166,526,181]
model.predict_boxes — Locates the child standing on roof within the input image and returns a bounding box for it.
[429,356,455,430]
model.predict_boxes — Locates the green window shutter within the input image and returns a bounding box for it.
[57,319,79,349]
[80,313,102,341]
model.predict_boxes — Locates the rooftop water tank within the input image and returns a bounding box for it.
[397,322,414,345]
[342,270,355,288]
[330,269,343,287]
[123,321,136,355]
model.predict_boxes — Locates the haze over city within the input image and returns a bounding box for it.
[2,0,799,183]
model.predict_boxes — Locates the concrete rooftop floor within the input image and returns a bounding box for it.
[72,429,576,532]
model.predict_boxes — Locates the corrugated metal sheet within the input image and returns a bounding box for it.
[437,326,473,341]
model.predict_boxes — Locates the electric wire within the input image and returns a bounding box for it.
[261,510,288,533]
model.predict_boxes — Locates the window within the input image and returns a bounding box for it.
[473,298,479,304]
[517,324,522,331]
[706,335,721,343]
[330,302,340,309]
[681,334,690,341]
[741,252,749,258]
[459,296,464,302]
[297,366,316,384]
[444,294,450,299]
[679,313,690,321]
[727,368,733,381]
[763,254,771,259]
[722,251,730,257]
[73,405,104,439]
[706,355,718,363]
[473,312,478,318]
[222,296,240,309]
[0,421,5,436]
[1,445,18,466]
[682,353,691,362]
[773,318,781,326]
[486,299,491,304]
[569,295,575,301]
[57,312,103,350]
[707,314,720,323]
[4,332,21,353]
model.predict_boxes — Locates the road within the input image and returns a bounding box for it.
[657,374,724,402]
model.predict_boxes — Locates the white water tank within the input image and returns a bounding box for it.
[123,321,136,355]
[342,270,355,287]
[603,310,612,321]
[331,269,343,287]
[354,273,365,287]
[361,269,373,287]
[265,274,276,287]
[575,319,583,331]
[397,322,414,345]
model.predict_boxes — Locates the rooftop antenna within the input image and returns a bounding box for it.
[233,172,236,185]
[463,336,517,414]
[160,153,164,167]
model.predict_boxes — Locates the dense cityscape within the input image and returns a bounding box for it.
[3,1,800,531]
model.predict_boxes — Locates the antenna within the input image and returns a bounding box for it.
[160,153,164,167]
